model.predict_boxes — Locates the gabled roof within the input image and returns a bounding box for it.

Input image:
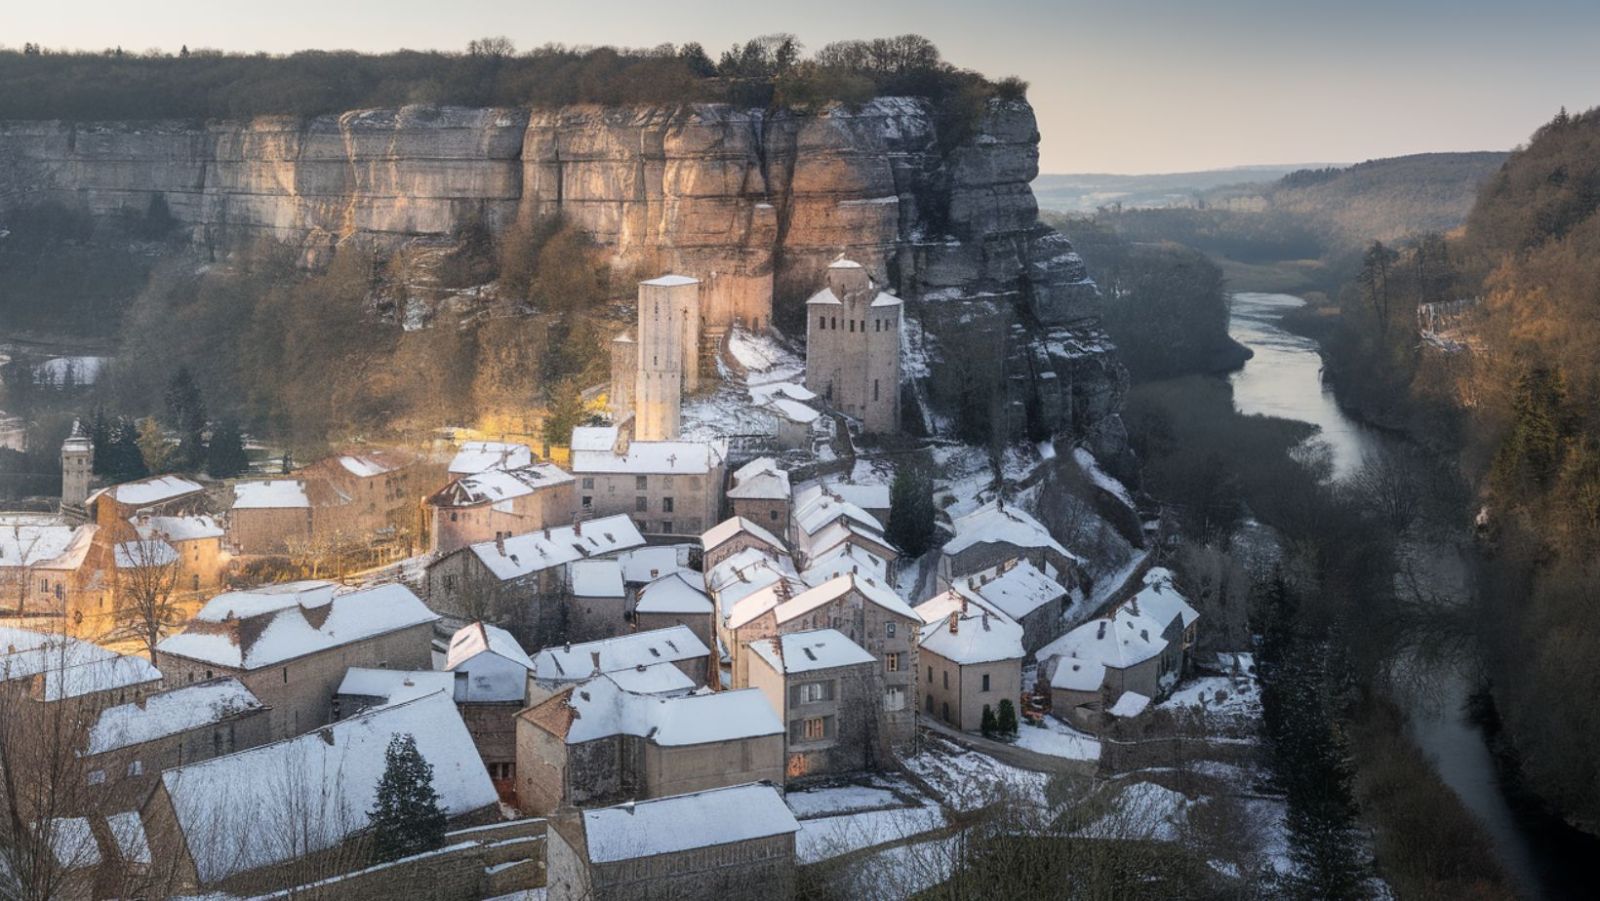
[448,440,532,475]
[614,546,687,584]
[919,610,1025,666]
[159,692,495,885]
[726,457,791,501]
[799,540,892,588]
[756,573,917,629]
[156,582,438,670]
[0,627,163,701]
[569,559,625,598]
[428,463,574,508]
[113,538,179,569]
[944,501,1075,560]
[135,514,224,542]
[634,572,713,616]
[1122,567,1199,631]
[91,475,204,509]
[1038,605,1168,675]
[231,479,309,510]
[569,427,726,476]
[640,273,699,287]
[0,519,88,569]
[531,625,709,682]
[531,676,780,747]
[954,560,1068,622]
[605,661,697,696]
[580,783,798,864]
[706,546,799,617]
[463,514,645,581]
[747,628,875,675]
[793,485,883,539]
[336,668,455,707]
[702,516,786,556]
[85,678,263,755]
[446,621,535,672]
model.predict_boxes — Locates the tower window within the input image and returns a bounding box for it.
[818,315,825,330]
[874,379,880,401]
[849,320,855,333]
[831,317,837,329]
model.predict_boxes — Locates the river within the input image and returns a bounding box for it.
[1226,291,1594,900]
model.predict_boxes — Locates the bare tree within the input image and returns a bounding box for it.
[109,525,185,661]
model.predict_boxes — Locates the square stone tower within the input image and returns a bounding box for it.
[609,331,636,419]
[60,419,94,514]
[635,274,701,441]
[804,259,903,434]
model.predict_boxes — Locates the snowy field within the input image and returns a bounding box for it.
[795,797,947,864]
[905,737,1050,812]
[1012,716,1102,761]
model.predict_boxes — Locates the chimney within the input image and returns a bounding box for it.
[1096,621,1107,640]
[495,535,506,556]
[982,610,991,631]
[574,520,583,536]
[947,612,959,635]
[544,527,551,539]
[590,651,602,676]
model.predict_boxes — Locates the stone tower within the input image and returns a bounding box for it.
[635,274,701,441]
[804,259,903,434]
[60,419,94,516]
[609,331,636,419]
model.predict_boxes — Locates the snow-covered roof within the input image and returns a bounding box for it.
[446,622,536,672]
[94,474,204,508]
[85,678,264,755]
[765,396,822,425]
[569,427,725,476]
[747,382,817,406]
[156,582,438,670]
[799,540,891,588]
[35,818,99,870]
[429,463,573,508]
[605,662,697,696]
[336,668,456,706]
[545,676,780,747]
[337,454,403,479]
[160,692,496,885]
[466,514,645,581]
[820,481,891,512]
[531,625,709,683]
[580,782,798,864]
[1108,691,1151,718]
[231,479,309,509]
[448,440,533,475]
[707,548,802,619]
[640,273,699,287]
[870,292,903,309]
[726,457,791,501]
[107,811,150,866]
[0,627,162,701]
[829,258,863,269]
[1038,606,1168,676]
[702,516,786,555]
[752,573,916,630]
[954,560,1068,622]
[793,485,883,538]
[914,589,999,626]
[1049,655,1107,693]
[804,519,896,564]
[806,287,844,307]
[0,521,86,568]
[614,545,687,583]
[136,514,224,542]
[1122,567,1199,631]
[943,501,1074,560]
[114,537,178,569]
[634,572,713,615]
[748,628,875,675]
[919,611,1025,666]
[569,559,625,598]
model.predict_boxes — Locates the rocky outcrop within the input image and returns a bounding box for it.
[0,98,1121,448]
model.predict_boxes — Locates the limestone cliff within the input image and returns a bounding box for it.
[0,98,1123,453]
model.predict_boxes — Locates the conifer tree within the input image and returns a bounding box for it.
[981,704,998,739]
[104,417,149,483]
[887,466,937,556]
[205,419,249,479]
[997,699,1018,738]
[368,733,447,864]
[163,366,208,472]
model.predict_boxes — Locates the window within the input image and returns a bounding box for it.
[444,574,456,591]
[636,475,648,490]
[982,673,991,692]
[802,717,826,741]
[925,694,934,714]
[818,315,825,329]
[942,670,949,689]
[662,521,673,534]
[831,316,837,329]
[885,687,906,711]
[662,497,675,513]
[582,477,594,489]
[849,319,855,333]
[770,510,780,521]
[582,496,593,509]
[886,622,896,639]
[874,379,880,401]
[885,652,902,673]
[449,511,458,522]
[800,682,826,703]
[126,760,143,776]
[927,665,933,683]
[635,496,648,512]
[282,666,289,684]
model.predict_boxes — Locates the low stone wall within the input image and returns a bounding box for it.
[1098,735,1260,775]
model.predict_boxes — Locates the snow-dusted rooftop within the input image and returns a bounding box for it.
[135,514,224,542]
[614,545,687,584]
[569,559,625,598]
[943,501,1074,560]
[0,520,87,568]
[337,454,402,479]
[919,610,1025,666]
[702,516,786,555]
[726,457,791,501]
[1038,605,1168,678]
[569,426,726,476]
[793,485,884,539]
[446,621,535,672]
[448,440,533,476]
[731,573,916,631]
[85,678,263,755]
[466,515,644,581]
[954,560,1068,622]
[429,463,573,508]
[336,668,456,707]
[580,782,798,864]
[1122,567,1199,632]
[640,273,700,287]
[531,625,709,683]
[1108,691,1152,718]
[634,572,713,616]
[231,479,309,510]
[545,676,781,747]
[92,474,204,509]
[113,537,178,569]
[156,581,438,670]
[160,692,496,885]
[799,540,892,588]
[748,628,875,675]
[0,627,162,701]
[605,661,697,696]
[706,548,802,619]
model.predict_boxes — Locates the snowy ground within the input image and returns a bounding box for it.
[905,736,1050,812]
[786,783,908,820]
[795,797,947,864]
[1012,715,1102,761]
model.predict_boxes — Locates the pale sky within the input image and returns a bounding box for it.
[5,0,1597,173]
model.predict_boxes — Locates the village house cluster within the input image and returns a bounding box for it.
[0,259,1201,901]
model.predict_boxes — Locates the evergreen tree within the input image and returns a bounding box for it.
[980,704,998,739]
[205,419,249,479]
[163,366,208,472]
[103,417,149,483]
[542,378,587,448]
[367,733,447,864]
[996,699,1018,737]
[88,408,112,476]
[887,466,937,556]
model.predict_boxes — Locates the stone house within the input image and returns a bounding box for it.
[1121,566,1200,678]
[514,675,783,816]
[726,573,919,748]
[78,678,270,812]
[545,783,798,901]
[804,258,903,434]
[426,463,577,555]
[725,457,791,527]
[139,692,498,896]
[705,546,803,657]
[332,667,456,720]
[225,480,314,555]
[790,484,886,561]
[296,449,439,549]
[1038,605,1170,734]
[744,628,886,782]
[569,424,726,538]
[952,558,1071,655]
[937,500,1080,591]
[131,514,227,595]
[527,625,711,705]
[0,625,162,710]
[0,516,105,623]
[87,476,207,531]
[567,559,628,641]
[701,516,788,571]
[632,572,715,651]
[153,581,438,739]
[446,621,537,796]
[797,524,899,588]
[422,515,645,646]
[916,607,1025,732]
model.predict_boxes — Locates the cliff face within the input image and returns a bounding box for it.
[0,99,1124,453]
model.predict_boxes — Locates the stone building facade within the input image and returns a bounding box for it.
[425,463,577,555]
[633,274,701,440]
[744,629,887,782]
[804,259,902,434]
[569,425,725,538]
